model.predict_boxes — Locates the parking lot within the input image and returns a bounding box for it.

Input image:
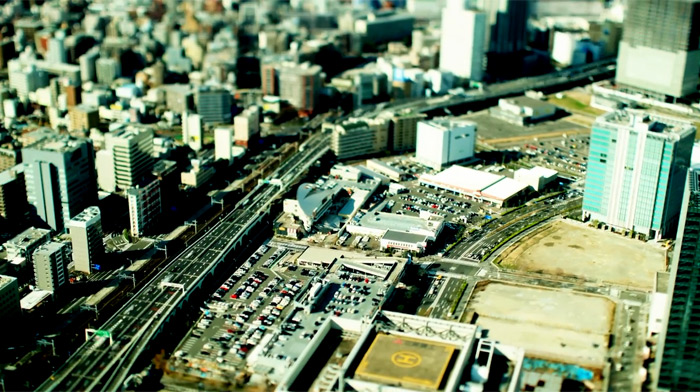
[169,242,314,374]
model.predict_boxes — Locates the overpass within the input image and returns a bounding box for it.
[39,133,331,391]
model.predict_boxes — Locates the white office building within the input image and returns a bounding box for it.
[47,33,67,64]
[183,112,203,151]
[215,127,234,164]
[416,119,476,170]
[67,206,104,274]
[439,3,486,81]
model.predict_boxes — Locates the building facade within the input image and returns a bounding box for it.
[98,127,154,193]
[67,206,103,274]
[22,135,97,232]
[415,119,476,170]
[278,63,322,113]
[0,275,20,322]
[389,111,425,152]
[197,89,233,124]
[330,118,389,160]
[95,57,121,85]
[215,127,234,164]
[182,112,203,151]
[0,166,27,222]
[439,4,486,81]
[656,165,700,390]
[582,111,695,239]
[32,241,69,293]
[127,178,161,238]
[615,0,700,98]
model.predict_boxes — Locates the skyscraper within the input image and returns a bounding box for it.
[655,164,700,390]
[468,0,530,54]
[32,241,69,293]
[616,0,700,98]
[582,111,695,239]
[22,135,97,232]
[439,1,486,81]
[67,206,104,274]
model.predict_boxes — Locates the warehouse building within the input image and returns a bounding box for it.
[419,165,530,207]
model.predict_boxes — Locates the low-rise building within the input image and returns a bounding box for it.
[490,97,558,126]
[181,157,215,189]
[419,165,530,207]
[514,166,558,192]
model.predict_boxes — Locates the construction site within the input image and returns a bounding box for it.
[462,280,615,376]
[496,219,666,289]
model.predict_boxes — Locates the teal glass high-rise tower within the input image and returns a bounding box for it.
[582,110,695,239]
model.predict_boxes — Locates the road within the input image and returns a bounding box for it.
[40,133,331,392]
[363,60,615,118]
[447,195,582,262]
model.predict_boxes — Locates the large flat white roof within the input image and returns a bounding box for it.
[419,166,502,194]
[420,165,528,202]
[480,177,528,201]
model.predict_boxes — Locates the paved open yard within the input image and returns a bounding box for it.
[498,220,665,289]
[463,281,614,369]
[461,111,587,143]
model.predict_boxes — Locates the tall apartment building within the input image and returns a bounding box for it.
[68,104,99,133]
[415,118,477,170]
[582,111,695,239]
[22,135,97,231]
[261,63,278,96]
[32,241,69,293]
[234,106,260,148]
[0,146,20,172]
[197,88,233,124]
[96,127,154,193]
[655,164,700,390]
[0,166,27,222]
[616,0,700,98]
[127,177,161,238]
[182,112,203,151]
[47,33,66,64]
[95,57,121,85]
[67,206,103,274]
[330,118,389,160]
[78,47,99,83]
[278,62,323,113]
[439,2,486,81]
[0,275,20,322]
[389,111,426,153]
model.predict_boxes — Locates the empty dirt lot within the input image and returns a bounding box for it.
[463,281,615,369]
[497,219,665,289]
